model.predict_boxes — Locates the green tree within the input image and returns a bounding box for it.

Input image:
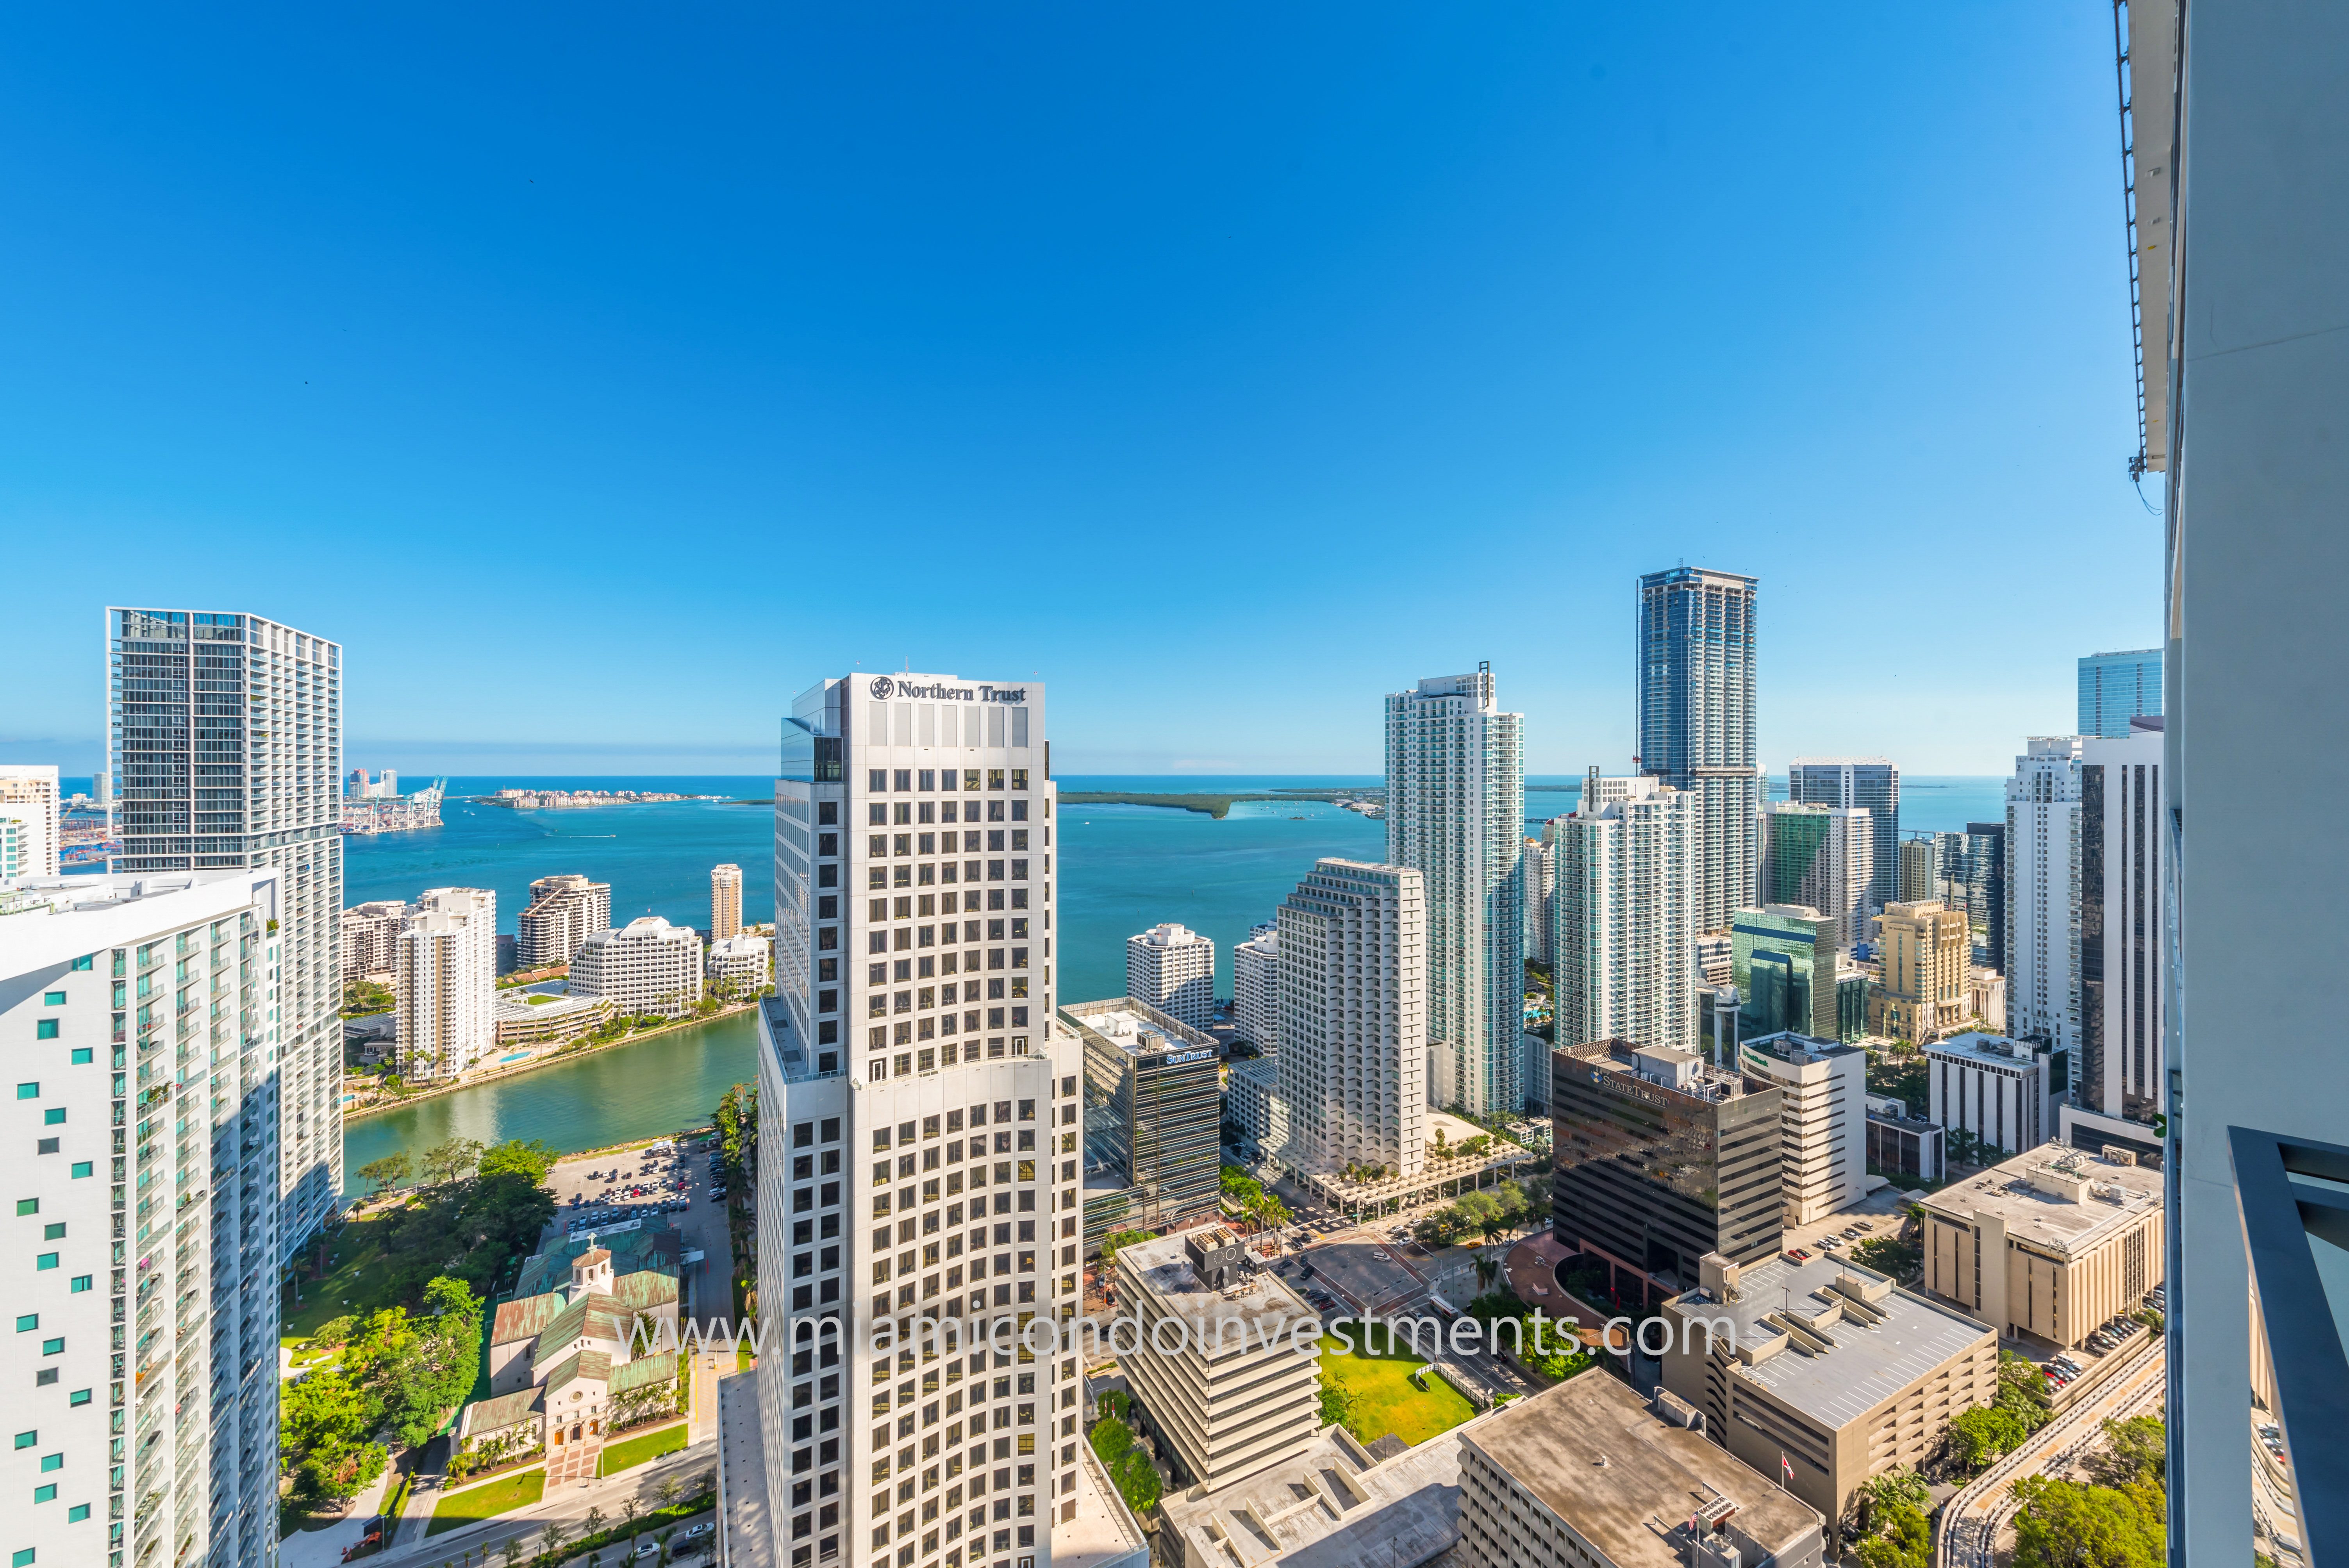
[1317,1383,1354,1430]
[1947,1404,2030,1471]
[376,1277,485,1450]
[2085,1416,2166,1491]
[1850,1501,1933,1568]
[357,1152,414,1197]
[1098,1230,1152,1266]
[2010,1475,2165,1568]
[280,1364,384,1500]
[477,1138,560,1184]
[714,1082,759,1184]
[421,1137,487,1187]
[1089,1416,1133,1465]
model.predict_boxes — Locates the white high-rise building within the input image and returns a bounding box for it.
[753,671,1083,1568]
[517,873,612,968]
[1786,757,1901,912]
[1384,668,1524,1115]
[1760,802,1876,949]
[1276,858,1426,1179]
[1739,1031,1869,1225]
[107,606,344,1257]
[571,915,704,1017]
[708,931,774,994]
[394,887,498,1080]
[1124,922,1216,1029]
[2005,737,2083,1071]
[1637,568,1760,936]
[1520,836,1554,965]
[1232,922,1279,1053]
[0,870,284,1568]
[0,764,61,878]
[1551,780,1696,1056]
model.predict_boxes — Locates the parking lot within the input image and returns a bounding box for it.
[544,1138,703,1241]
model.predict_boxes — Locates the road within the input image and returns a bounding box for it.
[1935,1343,2167,1568]
[372,1440,718,1568]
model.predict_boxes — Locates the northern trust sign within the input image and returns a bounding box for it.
[868,674,1029,704]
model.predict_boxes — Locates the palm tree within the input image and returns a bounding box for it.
[656,1474,682,1510]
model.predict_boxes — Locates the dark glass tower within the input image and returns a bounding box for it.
[1636,569,1759,934]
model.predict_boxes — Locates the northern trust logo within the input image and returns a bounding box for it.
[868,675,1030,703]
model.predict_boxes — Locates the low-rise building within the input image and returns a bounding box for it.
[1457,1371,1826,1568]
[1162,1414,1476,1568]
[1918,1143,2163,1348]
[1967,967,2006,1035]
[1656,1251,1997,1529]
[1926,1031,2055,1158]
[1062,999,1223,1250]
[708,931,773,995]
[1865,1095,1945,1186]
[572,914,704,1017]
[464,1233,684,1479]
[1113,1229,1321,1490]
[493,989,616,1049]
[1737,1031,1867,1226]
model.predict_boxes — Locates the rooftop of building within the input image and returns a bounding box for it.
[1059,997,1220,1056]
[1919,1143,2163,1258]
[1740,1031,1865,1067]
[1131,922,1207,946]
[0,869,265,918]
[1159,1419,1469,1568]
[1117,1231,1316,1342]
[1563,1038,1758,1106]
[1666,1255,1992,1431]
[494,988,608,1020]
[1056,1435,1151,1568]
[1460,1374,1821,1568]
[1926,1031,2047,1068]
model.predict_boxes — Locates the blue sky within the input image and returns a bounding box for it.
[0,4,2158,778]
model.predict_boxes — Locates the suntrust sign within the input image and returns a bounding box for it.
[869,676,1029,704]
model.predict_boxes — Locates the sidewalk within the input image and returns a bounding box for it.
[372,1437,716,1568]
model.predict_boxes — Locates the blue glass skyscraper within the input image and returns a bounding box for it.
[2077,648,2162,737]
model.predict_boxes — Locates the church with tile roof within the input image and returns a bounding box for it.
[454,1225,687,1480]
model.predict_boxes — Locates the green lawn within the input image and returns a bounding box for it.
[599,1422,689,1477]
[425,1467,545,1536]
[282,1216,402,1341]
[1319,1329,1477,1448]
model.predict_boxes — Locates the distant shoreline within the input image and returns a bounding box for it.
[1058,789,1381,820]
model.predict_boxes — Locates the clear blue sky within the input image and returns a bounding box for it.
[0,4,2159,778]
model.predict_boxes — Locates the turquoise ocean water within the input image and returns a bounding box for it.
[335,772,2005,1194]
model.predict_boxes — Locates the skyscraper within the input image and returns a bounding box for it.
[0,869,284,1568]
[1384,668,1524,1115]
[2076,648,2162,738]
[1957,822,2007,975]
[517,873,612,967]
[1276,858,1427,1179]
[394,887,498,1080]
[1551,778,1696,1056]
[1760,802,1874,948]
[1731,904,1852,1043]
[755,671,1082,1568]
[1124,922,1216,1029]
[2005,737,2083,1074]
[106,606,344,1256]
[2074,725,2166,1135]
[1787,756,1900,910]
[1520,836,1553,966]
[1231,922,1279,1054]
[1636,568,1759,935]
[712,862,745,940]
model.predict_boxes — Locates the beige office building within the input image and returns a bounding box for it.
[1657,1252,1996,1527]
[1738,1031,1867,1226]
[1919,1143,2163,1349]
[711,862,744,940]
[1870,900,1972,1042]
[1457,1372,1825,1568]
[1112,1229,1321,1490]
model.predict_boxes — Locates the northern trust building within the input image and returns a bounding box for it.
[748,673,1092,1568]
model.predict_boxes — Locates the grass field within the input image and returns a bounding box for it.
[600,1422,689,1477]
[281,1215,400,1343]
[425,1467,546,1536]
[1318,1328,1476,1448]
